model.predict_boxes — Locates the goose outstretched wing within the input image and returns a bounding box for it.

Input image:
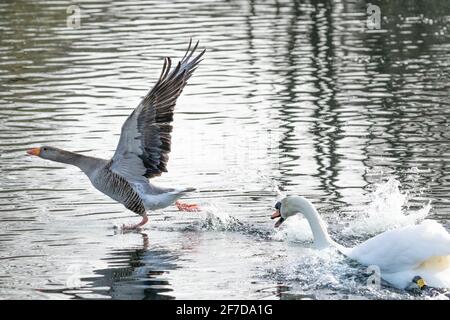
[110,40,205,182]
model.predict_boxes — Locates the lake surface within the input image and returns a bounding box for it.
[0,0,449,299]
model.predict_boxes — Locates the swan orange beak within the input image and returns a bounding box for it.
[271,210,285,228]
[271,210,281,219]
[26,147,41,156]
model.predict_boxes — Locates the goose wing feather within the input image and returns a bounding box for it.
[110,40,205,182]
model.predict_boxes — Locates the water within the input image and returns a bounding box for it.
[0,0,449,300]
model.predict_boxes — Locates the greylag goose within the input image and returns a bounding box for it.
[27,40,205,229]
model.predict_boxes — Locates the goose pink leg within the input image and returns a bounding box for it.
[176,201,201,212]
[122,212,148,230]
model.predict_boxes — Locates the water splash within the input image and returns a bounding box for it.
[256,170,285,198]
[266,247,410,300]
[185,203,272,239]
[343,177,431,237]
[271,215,314,243]
[200,203,245,232]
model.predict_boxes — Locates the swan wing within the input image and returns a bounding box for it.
[346,220,450,273]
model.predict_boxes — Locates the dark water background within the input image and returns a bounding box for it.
[0,0,449,299]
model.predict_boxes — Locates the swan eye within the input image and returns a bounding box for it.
[275,201,281,210]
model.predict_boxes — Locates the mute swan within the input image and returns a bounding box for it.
[271,196,450,290]
[26,40,204,230]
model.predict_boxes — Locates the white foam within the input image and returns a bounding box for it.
[257,170,285,197]
[343,177,431,237]
[272,215,314,243]
[197,203,244,231]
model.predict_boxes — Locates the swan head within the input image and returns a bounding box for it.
[271,196,317,227]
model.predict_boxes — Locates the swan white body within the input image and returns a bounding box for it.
[274,196,450,290]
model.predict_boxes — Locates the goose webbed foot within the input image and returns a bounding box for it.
[176,201,200,212]
[122,213,148,230]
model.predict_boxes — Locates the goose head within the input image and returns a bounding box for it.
[271,196,313,227]
[27,146,62,161]
[26,146,81,165]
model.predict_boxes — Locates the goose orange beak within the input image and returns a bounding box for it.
[27,147,41,156]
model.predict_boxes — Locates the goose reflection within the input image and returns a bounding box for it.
[38,232,179,300]
[85,232,179,300]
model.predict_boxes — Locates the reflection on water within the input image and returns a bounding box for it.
[39,233,179,300]
[0,0,449,299]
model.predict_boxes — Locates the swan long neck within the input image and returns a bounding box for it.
[293,199,333,249]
